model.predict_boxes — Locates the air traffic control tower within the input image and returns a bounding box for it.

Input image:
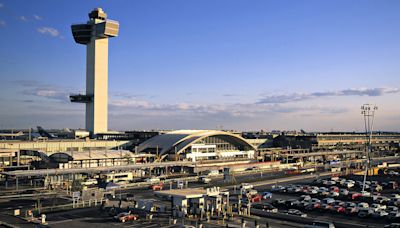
[70,8,119,135]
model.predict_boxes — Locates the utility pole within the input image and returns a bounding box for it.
[361,104,377,193]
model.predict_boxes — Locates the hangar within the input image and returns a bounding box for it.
[138,130,256,162]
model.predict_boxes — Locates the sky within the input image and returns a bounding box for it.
[0,0,399,132]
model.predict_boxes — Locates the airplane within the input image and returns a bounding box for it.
[0,131,24,139]
[37,126,58,139]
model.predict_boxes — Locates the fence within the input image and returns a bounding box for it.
[17,198,106,219]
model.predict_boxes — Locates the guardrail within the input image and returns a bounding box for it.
[117,176,199,189]
[0,191,56,199]
[18,199,106,218]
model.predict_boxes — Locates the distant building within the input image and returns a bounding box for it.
[138,130,256,162]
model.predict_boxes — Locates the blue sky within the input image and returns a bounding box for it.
[0,0,399,131]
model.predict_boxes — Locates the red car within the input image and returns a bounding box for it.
[120,214,139,223]
[151,182,164,191]
[313,203,321,209]
[352,193,363,200]
[330,186,339,193]
[250,194,262,203]
[335,206,346,214]
[114,212,139,223]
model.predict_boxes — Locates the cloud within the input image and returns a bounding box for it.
[257,87,399,104]
[0,3,4,8]
[14,80,70,102]
[0,20,5,27]
[37,27,60,37]
[33,14,42,20]
[20,16,28,22]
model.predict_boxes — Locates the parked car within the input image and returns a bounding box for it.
[262,192,273,199]
[345,206,358,215]
[300,195,312,201]
[358,208,370,218]
[329,191,339,198]
[370,203,386,211]
[392,194,400,199]
[271,185,285,192]
[339,189,349,196]
[272,199,286,207]
[334,206,346,214]
[384,223,400,228]
[344,202,356,208]
[343,181,355,188]
[371,210,388,218]
[388,212,400,221]
[352,192,363,200]
[357,202,369,208]
[322,198,335,204]
[374,196,389,204]
[249,194,262,203]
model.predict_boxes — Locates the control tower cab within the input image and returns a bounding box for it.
[70,8,119,135]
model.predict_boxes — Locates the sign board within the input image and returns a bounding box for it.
[72,191,81,199]
[14,209,20,216]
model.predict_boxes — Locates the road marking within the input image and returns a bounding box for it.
[47,219,73,224]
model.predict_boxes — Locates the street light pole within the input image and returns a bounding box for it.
[361,104,378,193]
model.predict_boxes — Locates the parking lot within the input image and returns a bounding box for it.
[240,172,400,227]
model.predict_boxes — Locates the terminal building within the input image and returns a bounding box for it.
[138,130,256,162]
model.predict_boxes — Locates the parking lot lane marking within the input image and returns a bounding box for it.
[47,219,73,225]
[142,223,163,228]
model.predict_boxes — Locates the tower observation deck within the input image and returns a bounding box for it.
[70,8,119,135]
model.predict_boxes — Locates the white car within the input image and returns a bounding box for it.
[340,189,349,196]
[310,198,321,203]
[145,177,160,183]
[246,189,258,196]
[322,198,335,204]
[329,191,339,197]
[392,194,400,199]
[357,202,369,208]
[371,210,389,218]
[370,204,386,211]
[81,178,98,186]
[361,191,371,197]
[199,176,211,184]
[240,183,254,190]
[343,181,355,188]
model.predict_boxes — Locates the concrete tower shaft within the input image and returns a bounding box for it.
[70,8,119,135]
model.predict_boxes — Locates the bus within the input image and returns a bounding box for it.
[105,172,134,183]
